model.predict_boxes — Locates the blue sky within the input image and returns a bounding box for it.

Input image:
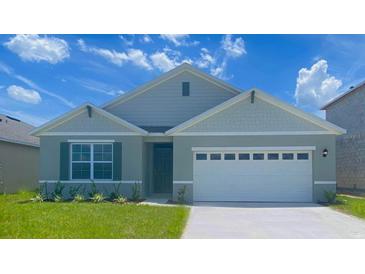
[0,34,365,126]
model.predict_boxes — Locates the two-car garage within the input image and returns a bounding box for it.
[193,147,314,202]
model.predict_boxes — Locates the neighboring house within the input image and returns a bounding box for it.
[31,63,345,203]
[0,114,39,193]
[322,81,365,191]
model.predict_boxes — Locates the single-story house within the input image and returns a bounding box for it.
[0,114,39,193]
[322,81,365,191]
[31,63,345,202]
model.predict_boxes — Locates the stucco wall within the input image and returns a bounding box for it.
[39,135,143,181]
[0,140,39,193]
[172,135,337,202]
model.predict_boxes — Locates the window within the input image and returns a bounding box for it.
[196,153,207,160]
[71,143,113,180]
[210,153,221,160]
[297,153,309,160]
[268,153,279,160]
[224,153,235,160]
[282,153,294,160]
[182,82,190,96]
[253,153,264,160]
[239,153,250,160]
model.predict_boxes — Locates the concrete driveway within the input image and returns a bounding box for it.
[183,202,365,239]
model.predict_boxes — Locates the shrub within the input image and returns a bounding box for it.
[69,185,82,200]
[90,193,105,203]
[177,185,187,204]
[73,194,85,203]
[52,181,65,201]
[31,193,44,203]
[324,190,337,204]
[109,183,122,200]
[88,180,98,198]
[113,195,128,204]
[131,182,141,202]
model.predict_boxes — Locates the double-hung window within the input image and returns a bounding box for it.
[71,143,113,180]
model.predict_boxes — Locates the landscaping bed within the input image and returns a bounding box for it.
[0,191,190,239]
[330,194,365,220]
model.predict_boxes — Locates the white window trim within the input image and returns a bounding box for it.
[70,143,113,181]
[194,151,312,161]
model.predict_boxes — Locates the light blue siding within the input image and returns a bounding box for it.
[184,97,325,133]
[104,71,237,127]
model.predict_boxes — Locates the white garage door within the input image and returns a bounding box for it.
[193,148,313,202]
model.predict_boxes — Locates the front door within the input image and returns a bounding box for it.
[153,144,173,193]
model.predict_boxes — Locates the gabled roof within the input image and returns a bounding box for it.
[321,80,365,110]
[0,114,39,147]
[166,88,346,135]
[102,63,242,109]
[30,103,148,136]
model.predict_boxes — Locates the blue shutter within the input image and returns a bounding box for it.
[113,142,122,180]
[60,142,70,180]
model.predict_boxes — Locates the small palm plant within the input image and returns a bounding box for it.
[73,194,85,203]
[113,195,128,204]
[31,193,44,203]
[91,193,105,203]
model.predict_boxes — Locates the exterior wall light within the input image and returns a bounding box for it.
[322,148,328,157]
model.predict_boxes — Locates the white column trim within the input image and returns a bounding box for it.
[314,181,336,185]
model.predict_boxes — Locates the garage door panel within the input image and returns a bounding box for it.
[193,150,313,202]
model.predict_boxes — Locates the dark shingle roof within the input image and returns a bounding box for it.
[0,114,39,147]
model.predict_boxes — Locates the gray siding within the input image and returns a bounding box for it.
[104,71,236,127]
[0,141,39,193]
[184,97,325,133]
[326,86,365,135]
[49,109,135,133]
[39,135,143,181]
[326,86,365,190]
[172,135,337,202]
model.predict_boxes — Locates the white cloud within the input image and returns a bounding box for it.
[140,35,152,43]
[4,34,70,64]
[78,39,152,70]
[150,52,177,72]
[295,60,342,111]
[221,34,246,58]
[7,85,42,104]
[119,35,134,46]
[0,61,74,107]
[160,34,199,47]
[196,48,216,68]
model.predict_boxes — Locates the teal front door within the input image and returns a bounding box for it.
[153,144,173,193]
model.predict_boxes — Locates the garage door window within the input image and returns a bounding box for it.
[224,153,235,160]
[268,153,279,160]
[210,153,221,160]
[253,153,264,160]
[297,153,309,160]
[238,153,250,160]
[196,153,207,160]
[282,153,294,160]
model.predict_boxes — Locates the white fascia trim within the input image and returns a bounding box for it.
[67,139,115,143]
[173,131,333,136]
[314,181,336,185]
[255,90,346,135]
[0,137,40,148]
[173,181,193,184]
[192,146,316,152]
[39,180,142,184]
[102,63,241,109]
[38,132,141,136]
[31,103,148,136]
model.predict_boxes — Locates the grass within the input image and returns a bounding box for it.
[0,191,190,239]
[330,194,365,219]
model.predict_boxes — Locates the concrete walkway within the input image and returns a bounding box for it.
[183,202,365,239]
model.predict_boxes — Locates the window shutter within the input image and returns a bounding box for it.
[113,142,122,180]
[59,142,70,180]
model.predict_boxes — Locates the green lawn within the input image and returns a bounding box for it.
[0,192,190,239]
[330,194,365,219]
